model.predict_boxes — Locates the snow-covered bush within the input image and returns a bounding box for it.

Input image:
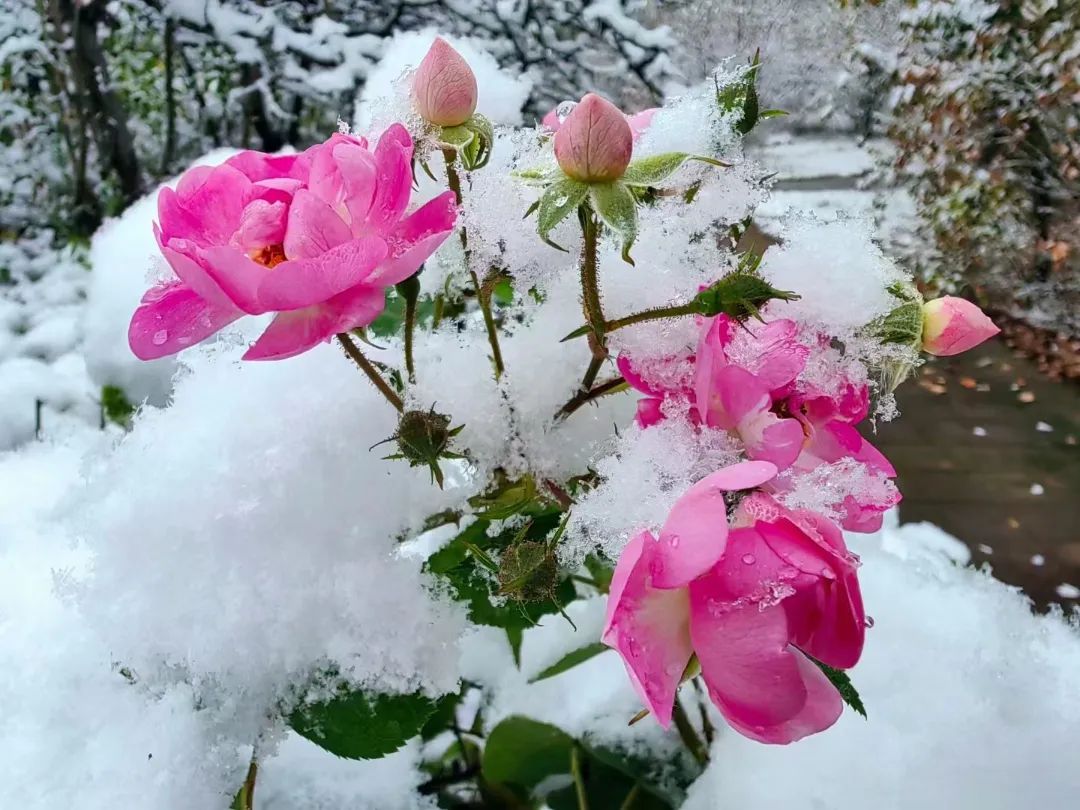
[7,35,1055,810]
[889,0,1080,340]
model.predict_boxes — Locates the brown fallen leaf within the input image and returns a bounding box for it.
[1018,391,1036,403]
[1007,517,1021,529]
[918,380,947,395]
[959,376,977,389]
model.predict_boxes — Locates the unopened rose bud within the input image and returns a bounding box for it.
[921,296,1000,356]
[553,93,633,183]
[412,38,478,127]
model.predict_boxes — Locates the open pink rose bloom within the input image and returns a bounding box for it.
[129,124,457,361]
[609,291,998,741]
[621,313,900,534]
[603,461,865,744]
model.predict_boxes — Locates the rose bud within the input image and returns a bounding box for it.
[553,93,633,183]
[411,38,478,127]
[921,296,1000,356]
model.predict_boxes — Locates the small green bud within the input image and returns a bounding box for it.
[693,272,799,321]
[384,407,464,488]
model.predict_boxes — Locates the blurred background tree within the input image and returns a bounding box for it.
[0,0,680,242]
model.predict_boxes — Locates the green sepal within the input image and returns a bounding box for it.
[417,159,438,183]
[438,124,475,150]
[589,181,638,265]
[873,300,924,346]
[462,113,493,170]
[537,176,589,251]
[559,323,592,342]
[622,152,729,187]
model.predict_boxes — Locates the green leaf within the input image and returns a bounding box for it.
[101,384,134,427]
[529,642,610,683]
[589,181,638,265]
[811,658,867,719]
[438,125,475,149]
[506,626,524,668]
[759,109,789,119]
[537,177,589,248]
[369,288,436,337]
[288,688,443,759]
[583,554,614,594]
[622,153,730,187]
[482,716,574,791]
[715,53,764,135]
[738,73,760,135]
[470,475,540,520]
[420,691,461,741]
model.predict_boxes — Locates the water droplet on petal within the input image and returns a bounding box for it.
[864,615,875,628]
[152,329,169,346]
[669,534,681,548]
[555,100,577,123]
[741,554,756,565]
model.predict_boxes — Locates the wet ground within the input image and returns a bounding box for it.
[750,134,1079,611]
[872,341,1080,610]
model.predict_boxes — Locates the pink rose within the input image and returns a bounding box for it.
[693,316,809,471]
[553,93,634,182]
[921,296,1000,356]
[603,463,865,743]
[543,104,657,143]
[412,38,478,127]
[129,125,457,361]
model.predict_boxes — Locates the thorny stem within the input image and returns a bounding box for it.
[672,696,710,767]
[692,678,716,746]
[603,302,699,334]
[416,763,480,795]
[234,754,257,810]
[544,478,574,510]
[571,745,590,810]
[336,333,403,412]
[442,149,505,379]
[579,355,605,396]
[578,206,605,358]
[557,375,627,420]
[403,283,418,383]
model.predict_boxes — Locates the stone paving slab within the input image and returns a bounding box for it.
[870,340,1079,609]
